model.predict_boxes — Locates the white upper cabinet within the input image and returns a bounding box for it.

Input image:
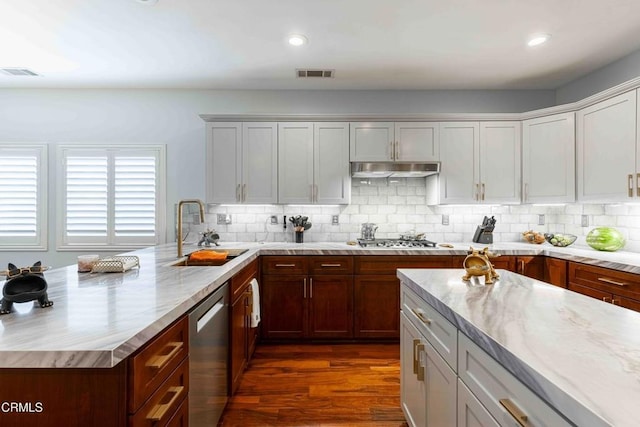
[522,112,575,203]
[350,122,395,161]
[439,121,520,204]
[439,122,479,204]
[350,122,439,162]
[479,121,521,204]
[206,122,278,204]
[577,90,637,202]
[279,122,350,204]
[394,122,439,161]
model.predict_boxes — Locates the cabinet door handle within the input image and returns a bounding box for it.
[602,296,611,303]
[416,343,425,381]
[598,277,628,287]
[310,184,314,202]
[412,339,421,374]
[395,141,399,160]
[241,183,247,202]
[236,184,241,202]
[499,398,530,427]
[147,386,185,421]
[320,263,342,267]
[309,278,313,298]
[390,141,394,160]
[303,278,307,298]
[519,260,525,274]
[475,183,480,201]
[636,173,640,197]
[481,183,486,201]
[275,263,296,267]
[629,174,634,197]
[145,341,183,370]
[315,184,318,202]
[411,308,432,325]
[612,298,620,305]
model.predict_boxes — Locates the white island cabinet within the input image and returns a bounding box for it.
[399,268,639,427]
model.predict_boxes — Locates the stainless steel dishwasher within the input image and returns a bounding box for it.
[189,282,229,426]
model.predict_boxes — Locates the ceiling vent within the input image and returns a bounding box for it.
[296,69,334,78]
[2,68,39,77]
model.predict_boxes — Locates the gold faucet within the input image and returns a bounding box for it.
[177,199,206,258]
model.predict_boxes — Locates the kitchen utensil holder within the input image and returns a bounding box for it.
[295,231,304,243]
[472,226,493,244]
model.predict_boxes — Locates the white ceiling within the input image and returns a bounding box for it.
[2,0,640,90]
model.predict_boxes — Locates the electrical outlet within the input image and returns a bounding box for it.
[270,215,278,224]
[581,215,589,227]
[538,214,545,225]
[217,214,232,225]
[442,214,449,226]
[332,215,340,225]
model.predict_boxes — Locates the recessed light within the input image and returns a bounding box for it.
[288,34,308,47]
[527,34,551,47]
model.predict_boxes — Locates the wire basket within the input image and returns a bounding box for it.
[91,256,140,273]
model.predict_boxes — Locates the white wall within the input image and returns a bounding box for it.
[0,88,555,267]
[196,179,640,253]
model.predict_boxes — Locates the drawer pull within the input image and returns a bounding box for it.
[602,296,611,303]
[499,398,529,427]
[275,263,296,267]
[146,341,183,370]
[597,277,628,287]
[412,339,420,374]
[416,343,425,381]
[147,385,185,421]
[411,308,432,325]
[320,263,342,267]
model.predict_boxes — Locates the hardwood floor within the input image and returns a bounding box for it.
[219,343,408,427]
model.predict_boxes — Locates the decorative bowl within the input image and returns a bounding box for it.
[522,230,545,244]
[544,233,577,247]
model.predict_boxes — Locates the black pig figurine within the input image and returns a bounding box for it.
[1,261,53,315]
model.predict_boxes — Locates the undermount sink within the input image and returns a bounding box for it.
[170,248,249,267]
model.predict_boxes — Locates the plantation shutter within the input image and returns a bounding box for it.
[58,146,165,249]
[0,145,47,249]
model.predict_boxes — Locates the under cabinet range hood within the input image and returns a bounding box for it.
[351,162,440,178]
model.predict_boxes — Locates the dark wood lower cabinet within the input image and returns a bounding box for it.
[568,261,640,313]
[261,275,306,339]
[308,275,353,338]
[354,275,399,339]
[544,258,568,287]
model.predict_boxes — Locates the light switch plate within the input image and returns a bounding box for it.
[538,214,545,225]
[442,214,449,226]
[217,214,232,225]
[581,215,589,227]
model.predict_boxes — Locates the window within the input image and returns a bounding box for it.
[0,144,47,250]
[57,145,166,250]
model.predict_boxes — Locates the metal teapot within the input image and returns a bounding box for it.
[361,223,378,241]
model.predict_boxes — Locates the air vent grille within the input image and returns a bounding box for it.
[2,68,39,77]
[296,69,334,78]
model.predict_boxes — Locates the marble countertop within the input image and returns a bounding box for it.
[398,268,640,427]
[1,240,639,369]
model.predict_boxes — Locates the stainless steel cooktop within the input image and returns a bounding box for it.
[357,238,437,248]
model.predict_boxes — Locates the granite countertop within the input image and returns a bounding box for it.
[397,268,640,427]
[1,240,639,369]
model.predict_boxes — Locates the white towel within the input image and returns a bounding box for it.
[250,278,261,328]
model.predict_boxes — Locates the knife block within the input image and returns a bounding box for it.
[472,226,493,244]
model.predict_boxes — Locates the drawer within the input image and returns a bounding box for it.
[165,397,188,427]
[231,258,258,303]
[308,256,354,275]
[356,255,453,275]
[457,379,500,427]
[130,358,189,427]
[569,262,640,300]
[262,256,307,275]
[401,284,457,371]
[128,317,189,413]
[458,333,572,427]
[568,282,612,302]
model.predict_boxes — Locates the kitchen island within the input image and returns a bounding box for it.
[399,268,640,427]
[1,241,640,426]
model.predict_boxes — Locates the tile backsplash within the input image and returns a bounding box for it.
[183,178,640,253]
